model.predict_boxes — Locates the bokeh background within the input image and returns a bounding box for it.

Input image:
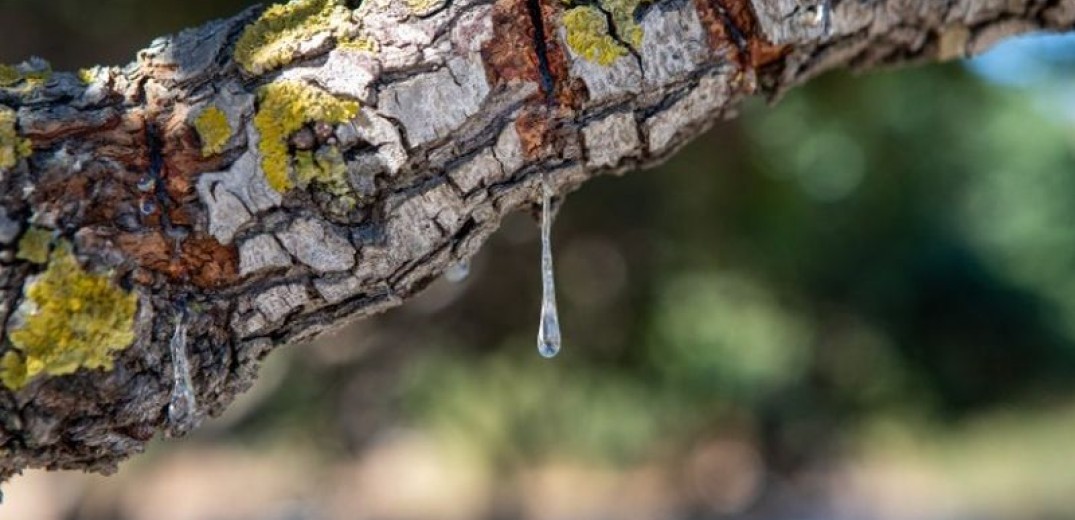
[4,1,1075,519]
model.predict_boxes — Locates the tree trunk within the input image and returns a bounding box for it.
[0,0,1070,480]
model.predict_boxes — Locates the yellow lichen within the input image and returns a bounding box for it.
[405,0,445,16]
[23,66,51,88]
[0,352,28,390]
[0,65,20,88]
[253,80,359,193]
[561,0,650,65]
[294,150,320,181]
[600,0,647,47]
[234,0,353,75]
[16,227,52,264]
[0,60,52,90]
[1,243,138,391]
[78,67,98,85]
[295,146,357,209]
[194,106,233,157]
[0,106,31,171]
[337,36,379,54]
[563,6,628,66]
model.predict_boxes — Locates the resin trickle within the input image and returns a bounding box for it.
[537,182,562,358]
[168,313,197,432]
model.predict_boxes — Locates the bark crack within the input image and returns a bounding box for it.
[526,0,559,101]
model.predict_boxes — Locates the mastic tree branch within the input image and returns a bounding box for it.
[0,0,1070,480]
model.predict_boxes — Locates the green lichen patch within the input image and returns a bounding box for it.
[254,80,359,193]
[0,65,20,88]
[295,145,357,210]
[16,227,52,264]
[1,243,138,391]
[0,106,31,172]
[561,0,650,65]
[0,59,53,89]
[234,0,353,75]
[599,0,647,47]
[194,106,233,157]
[406,0,447,17]
[23,66,52,87]
[77,66,106,85]
[563,6,628,66]
[337,36,379,54]
[78,68,95,84]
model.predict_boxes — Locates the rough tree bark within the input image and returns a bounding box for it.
[0,0,1070,481]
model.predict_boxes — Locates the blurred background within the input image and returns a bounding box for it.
[4,1,1075,519]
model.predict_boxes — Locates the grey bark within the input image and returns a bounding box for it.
[0,0,1071,481]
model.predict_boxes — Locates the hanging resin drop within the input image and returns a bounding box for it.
[537,182,562,358]
[168,313,198,432]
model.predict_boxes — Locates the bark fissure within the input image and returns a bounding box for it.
[526,0,559,98]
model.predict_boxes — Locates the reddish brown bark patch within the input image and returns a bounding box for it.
[535,0,587,108]
[694,0,789,72]
[484,0,587,161]
[482,0,585,105]
[483,0,544,89]
[750,39,789,68]
[515,108,556,158]
[115,231,238,288]
[694,0,746,64]
[97,112,238,288]
[160,107,222,201]
[27,99,240,290]
[179,234,239,288]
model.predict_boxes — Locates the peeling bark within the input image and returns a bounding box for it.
[0,0,1071,480]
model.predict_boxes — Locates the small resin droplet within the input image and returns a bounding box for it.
[445,261,470,283]
[139,199,157,215]
[168,313,198,434]
[537,182,561,359]
[137,176,156,192]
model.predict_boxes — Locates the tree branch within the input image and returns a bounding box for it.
[0,0,1070,480]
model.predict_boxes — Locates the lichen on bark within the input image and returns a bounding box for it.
[194,106,233,157]
[0,105,31,171]
[253,80,360,193]
[560,0,651,65]
[233,0,354,75]
[2,243,138,391]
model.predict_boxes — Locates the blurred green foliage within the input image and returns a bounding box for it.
[393,64,1075,473]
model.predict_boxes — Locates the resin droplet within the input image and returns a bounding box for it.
[537,183,562,358]
[445,261,471,283]
[136,176,156,192]
[168,313,198,434]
